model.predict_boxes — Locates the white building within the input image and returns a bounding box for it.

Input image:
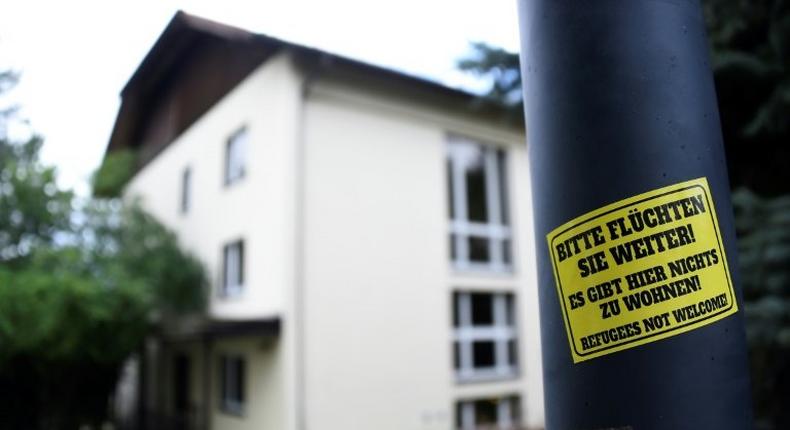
[106,11,544,430]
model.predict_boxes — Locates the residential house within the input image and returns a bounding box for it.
[106,11,544,430]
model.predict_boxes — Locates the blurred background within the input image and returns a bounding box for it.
[0,0,787,429]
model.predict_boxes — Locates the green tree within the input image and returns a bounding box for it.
[91,149,137,198]
[0,202,207,428]
[733,189,790,429]
[457,42,523,117]
[458,1,789,428]
[0,73,206,428]
[705,3,790,428]
[704,0,790,195]
[0,74,73,270]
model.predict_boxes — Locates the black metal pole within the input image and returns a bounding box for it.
[517,1,753,429]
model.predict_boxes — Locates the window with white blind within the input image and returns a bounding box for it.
[224,126,247,185]
[221,240,244,297]
[180,166,191,214]
[447,137,511,272]
[219,354,245,415]
[453,292,518,382]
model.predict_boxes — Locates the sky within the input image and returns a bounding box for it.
[0,0,520,195]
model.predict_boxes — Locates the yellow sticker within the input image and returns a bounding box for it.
[547,177,738,363]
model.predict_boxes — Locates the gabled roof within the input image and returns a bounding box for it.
[120,12,263,98]
[122,11,475,100]
[106,11,508,161]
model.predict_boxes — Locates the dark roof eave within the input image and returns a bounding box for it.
[159,316,281,343]
[118,10,488,112]
[121,11,260,97]
[105,11,516,161]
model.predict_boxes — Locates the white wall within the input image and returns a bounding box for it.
[125,52,304,430]
[211,337,286,430]
[124,50,544,430]
[301,79,544,429]
[512,145,545,428]
[154,337,285,430]
[125,53,300,321]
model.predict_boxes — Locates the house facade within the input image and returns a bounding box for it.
[108,12,544,430]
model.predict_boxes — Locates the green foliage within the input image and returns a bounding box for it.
[0,70,19,119]
[457,42,523,114]
[91,149,137,198]
[0,250,151,365]
[82,199,208,314]
[120,205,207,313]
[0,73,207,427]
[704,0,789,130]
[0,136,73,266]
[707,2,790,426]
[0,201,206,427]
[733,189,790,429]
[704,0,790,194]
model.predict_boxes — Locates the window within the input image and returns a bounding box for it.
[181,166,191,214]
[219,355,245,415]
[456,396,521,430]
[453,292,517,381]
[173,354,190,414]
[225,126,248,185]
[222,240,244,297]
[447,137,511,272]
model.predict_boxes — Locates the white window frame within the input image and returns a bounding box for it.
[447,136,512,273]
[219,354,245,416]
[457,396,520,430]
[454,292,518,382]
[221,240,244,297]
[224,126,247,185]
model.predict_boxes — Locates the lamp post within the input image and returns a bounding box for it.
[517,1,753,428]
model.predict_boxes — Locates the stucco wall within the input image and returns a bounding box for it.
[124,52,302,430]
[210,337,286,430]
[301,79,544,429]
[125,52,300,321]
